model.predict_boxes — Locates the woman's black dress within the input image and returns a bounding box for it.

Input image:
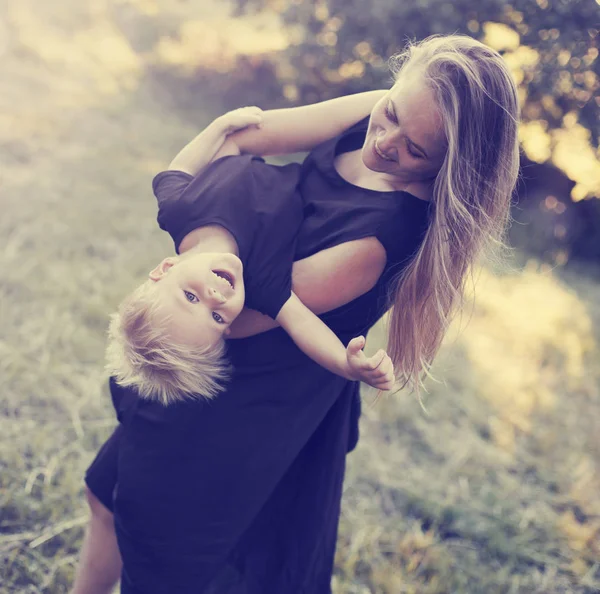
[85,117,431,594]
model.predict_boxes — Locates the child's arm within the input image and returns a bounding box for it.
[275,293,394,390]
[168,107,264,175]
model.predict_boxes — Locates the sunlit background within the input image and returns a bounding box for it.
[1,0,599,592]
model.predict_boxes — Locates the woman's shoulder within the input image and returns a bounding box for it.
[332,115,370,153]
[301,115,370,179]
[341,115,370,135]
[403,181,434,203]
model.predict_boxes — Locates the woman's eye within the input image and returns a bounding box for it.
[384,105,396,123]
[407,144,424,159]
[184,290,198,303]
[212,312,225,324]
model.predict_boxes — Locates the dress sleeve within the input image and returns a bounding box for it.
[152,158,301,320]
[153,170,194,238]
[243,263,294,320]
[152,160,256,255]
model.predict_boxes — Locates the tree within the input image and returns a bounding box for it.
[236,0,598,148]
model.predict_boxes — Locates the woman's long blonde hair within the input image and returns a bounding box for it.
[387,35,521,392]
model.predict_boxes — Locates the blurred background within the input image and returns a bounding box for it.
[0,0,599,592]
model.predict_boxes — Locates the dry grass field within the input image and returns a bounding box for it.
[1,1,599,592]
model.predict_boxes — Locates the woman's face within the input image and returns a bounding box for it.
[362,66,447,185]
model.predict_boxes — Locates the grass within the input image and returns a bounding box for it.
[337,265,600,593]
[1,1,599,592]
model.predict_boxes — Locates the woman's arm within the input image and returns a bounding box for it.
[173,90,386,176]
[228,237,387,338]
[215,90,387,158]
[276,293,394,389]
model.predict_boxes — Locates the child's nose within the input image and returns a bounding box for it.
[207,287,226,304]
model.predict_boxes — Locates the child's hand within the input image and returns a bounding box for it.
[218,106,264,136]
[346,336,395,390]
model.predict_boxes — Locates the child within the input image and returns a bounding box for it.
[106,107,394,405]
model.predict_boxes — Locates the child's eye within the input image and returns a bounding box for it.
[184,290,198,303]
[212,312,225,324]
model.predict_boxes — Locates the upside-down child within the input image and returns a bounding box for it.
[105,107,395,404]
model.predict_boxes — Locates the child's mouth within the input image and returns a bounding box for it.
[213,270,234,290]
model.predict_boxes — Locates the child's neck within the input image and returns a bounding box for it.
[178,224,239,256]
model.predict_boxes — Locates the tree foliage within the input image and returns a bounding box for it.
[235,0,599,146]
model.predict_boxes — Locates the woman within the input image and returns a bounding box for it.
[71,35,520,594]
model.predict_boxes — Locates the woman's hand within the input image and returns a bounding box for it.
[217,106,264,136]
[346,336,395,390]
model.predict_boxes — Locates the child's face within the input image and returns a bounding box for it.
[149,252,245,348]
[362,65,447,184]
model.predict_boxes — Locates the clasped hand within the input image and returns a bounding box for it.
[218,106,264,135]
[346,336,395,391]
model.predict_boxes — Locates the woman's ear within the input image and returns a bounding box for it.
[149,257,177,281]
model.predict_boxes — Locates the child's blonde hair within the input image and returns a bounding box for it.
[105,280,231,406]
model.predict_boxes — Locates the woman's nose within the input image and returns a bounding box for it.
[377,131,399,158]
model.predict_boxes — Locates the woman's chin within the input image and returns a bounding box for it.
[360,146,378,172]
[361,147,387,174]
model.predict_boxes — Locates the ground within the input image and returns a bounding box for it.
[0,1,599,592]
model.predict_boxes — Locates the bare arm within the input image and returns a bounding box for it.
[216,90,386,158]
[170,90,386,177]
[276,293,394,389]
[276,293,353,379]
[228,237,387,338]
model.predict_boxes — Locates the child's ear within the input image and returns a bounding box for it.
[223,327,232,336]
[149,257,177,281]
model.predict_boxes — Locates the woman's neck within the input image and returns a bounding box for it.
[178,224,239,256]
[336,149,433,200]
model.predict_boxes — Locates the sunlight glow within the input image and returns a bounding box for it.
[457,266,595,452]
[519,121,552,163]
[483,22,520,52]
[9,2,142,98]
[553,114,600,201]
[153,14,291,74]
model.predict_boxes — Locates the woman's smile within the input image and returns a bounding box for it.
[373,138,395,162]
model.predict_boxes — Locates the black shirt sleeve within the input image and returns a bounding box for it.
[152,157,303,320]
[153,170,195,252]
[230,160,303,320]
[152,159,257,256]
